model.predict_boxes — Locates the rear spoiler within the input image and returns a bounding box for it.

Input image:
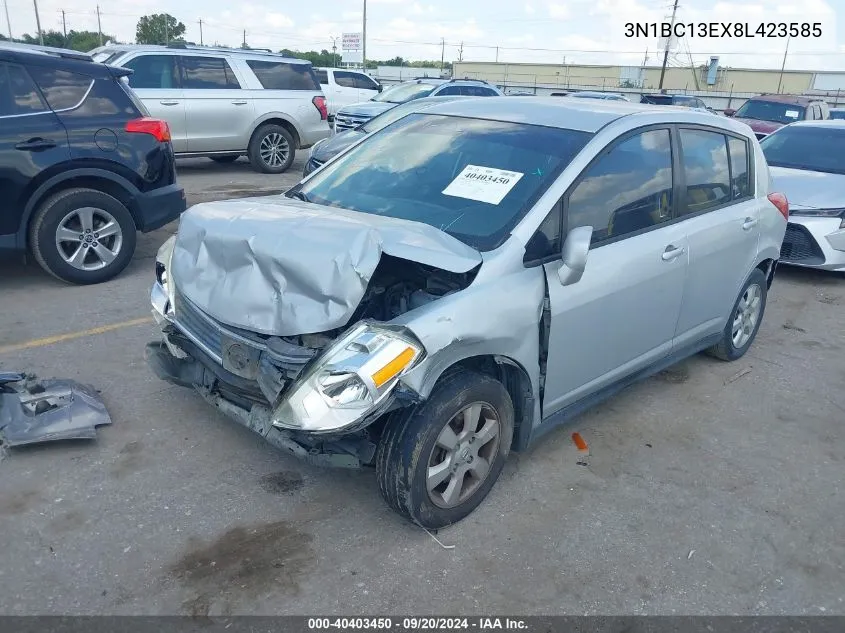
[106,65,133,79]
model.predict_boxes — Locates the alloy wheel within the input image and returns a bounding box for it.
[55,207,123,271]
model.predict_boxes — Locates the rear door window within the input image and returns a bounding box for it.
[727,136,751,199]
[246,60,320,90]
[434,85,463,96]
[567,128,674,245]
[333,71,359,88]
[314,69,328,85]
[123,55,180,89]
[180,56,241,89]
[27,66,92,111]
[678,129,731,215]
[464,85,498,96]
[1,63,49,115]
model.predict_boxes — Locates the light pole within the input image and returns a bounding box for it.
[330,36,339,67]
[32,0,43,45]
[362,0,367,71]
[3,0,12,40]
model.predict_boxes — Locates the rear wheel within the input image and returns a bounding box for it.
[376,370,514,529]
[28,188,137,285]
[247,124,295,174]
[706,269,768,361]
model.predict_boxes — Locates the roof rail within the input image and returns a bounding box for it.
[0,41,93,62]
[446,77,488,84]
[163,43,296,58]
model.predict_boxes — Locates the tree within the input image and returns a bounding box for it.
[17,29,115,51]
[136,14,185,45]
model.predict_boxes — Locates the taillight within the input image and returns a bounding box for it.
[768,192,789,221]
[125,117,171,143]
[312,96,328,121]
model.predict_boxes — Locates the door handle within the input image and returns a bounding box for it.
[15,138,56,151]
[742,217,758,230]
[661,244,686,261]
[231,100,248,105]
[159,100,180,106]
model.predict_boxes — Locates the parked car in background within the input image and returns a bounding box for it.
[641,93,711,112]
[147,97,786,528]
[88,44,330,174]
[303,95,468,177]
[570,91,629,101]
[0,42,185,284]
[830,108,845,120]
[725,94,829,140]
[313,67,381,119]
[760,120,845,272]
[333,78,502,132]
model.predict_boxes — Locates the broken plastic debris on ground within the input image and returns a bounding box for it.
[0,372,112,448]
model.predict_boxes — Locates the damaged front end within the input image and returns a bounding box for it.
[147,200,480,467]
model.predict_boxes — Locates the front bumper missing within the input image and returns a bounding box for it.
[144,341,377,468]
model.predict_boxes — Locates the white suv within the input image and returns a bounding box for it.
[89,44,331,173]
[313,67,381,118]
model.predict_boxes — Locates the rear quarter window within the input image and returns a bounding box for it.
[247,60,320,90]
[0,63,48,115]
[679,129,731,215]
[27,66,93,110]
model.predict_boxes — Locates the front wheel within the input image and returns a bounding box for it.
[247,124,295,174]
[706,268,768,361]
[376,370,514,529]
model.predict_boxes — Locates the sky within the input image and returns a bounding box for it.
[3,0,844,71]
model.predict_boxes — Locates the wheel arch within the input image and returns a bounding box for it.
[412,353,536,452]
[17,169,140,250]
[755,256,778,289]
[248,115,303,149]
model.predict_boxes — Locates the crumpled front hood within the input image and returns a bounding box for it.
[170,196,482,336]
[770,166,845,210]
[338,101,395,118]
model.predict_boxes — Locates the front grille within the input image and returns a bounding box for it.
[334,112,370,132]
[782,223,825,265]
[173,292,223,358]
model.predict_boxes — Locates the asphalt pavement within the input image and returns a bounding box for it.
[0,156,843,615]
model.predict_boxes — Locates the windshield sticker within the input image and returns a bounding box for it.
[785,110,800,118]
[442,165,524,205]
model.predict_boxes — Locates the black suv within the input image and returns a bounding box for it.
[0,43,186,284]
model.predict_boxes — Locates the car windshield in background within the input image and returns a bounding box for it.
[735,100,805,124]
[371,82,436,104]
[293,113,593,251]
[91,50,121,64]
[361,99,442,134]
[759,126,845,175]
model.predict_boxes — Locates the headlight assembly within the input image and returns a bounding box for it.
[271,322,425,433]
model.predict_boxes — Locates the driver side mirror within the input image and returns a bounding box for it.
[557,226,592,286]
[723,108,736,117]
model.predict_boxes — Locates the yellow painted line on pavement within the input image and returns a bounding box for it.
[0,316,154,354]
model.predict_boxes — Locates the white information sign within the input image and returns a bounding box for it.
[442,165,524,205]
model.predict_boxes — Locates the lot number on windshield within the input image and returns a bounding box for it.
[442,165,524,205]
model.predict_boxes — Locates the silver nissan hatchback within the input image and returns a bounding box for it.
[147,98,788,528]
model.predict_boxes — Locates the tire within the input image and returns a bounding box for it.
[28,187,137,285]
[376,370,514,529]
[247,124,295,174]
[706,268,768,361]
[210,155,239,164]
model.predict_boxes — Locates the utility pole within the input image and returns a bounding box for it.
[164,16,169,44]
[330,36,339,67]
[198,19,203,46]
[61,9,67,45]
[96,4,102,46]
[362,0,367,71]
[243,29,247,48]
[32,0,43,45]
[458,41,463,63]
[2,0,11,40]
[776,36,790,94]
[495,46,498,63]
[440,37,445,71]
[657,0,678,91]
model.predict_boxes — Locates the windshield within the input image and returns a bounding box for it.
[361,98,453,134]
[735,100,805,124]
[371,82,437,103]
[91,49,121,64]
[292,113,592,251]
[760,126,845,175]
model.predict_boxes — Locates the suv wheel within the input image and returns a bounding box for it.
[29,188,137,285]
[376,370,514,529]
[706,268,768,361]
[248,124,295,174]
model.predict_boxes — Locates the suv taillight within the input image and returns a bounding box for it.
[768,192,789,221]
[126,117,171,143]
[312,96,328,121]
